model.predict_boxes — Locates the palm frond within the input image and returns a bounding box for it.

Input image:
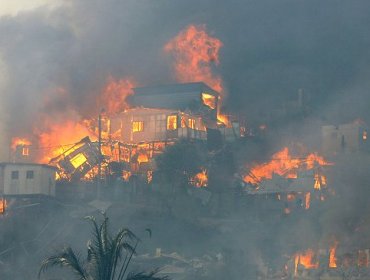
[111,228,137,280]
[40,214,168,280]
[38,246,89,280]
[85,215,105,279]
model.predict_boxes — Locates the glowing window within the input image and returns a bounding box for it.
[22,147,29,156]
[180,116,187,128]
[70,153,87,168]
[188,118,196,129]
[201,93,216,109]
[132,121,144,132]
[363,131,367,141]
[167,115,178,130]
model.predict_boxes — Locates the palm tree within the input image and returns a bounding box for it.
[38,214,168,280]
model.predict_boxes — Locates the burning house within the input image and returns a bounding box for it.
[242,147,332,214]
[11,138,35,163]
[110,107,208,144]
[97,82,242,180]
[114,82,219,142]
[9,80,243,186]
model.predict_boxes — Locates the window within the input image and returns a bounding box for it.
[11,171,19,180]
[26,170,34,179]
[155,114,166,134]
[22,147,29,156]
[167,115,178,130]
[180,116,187,128]
[70,153,87,168]
[188,118,196,129]
[132,121,144,132]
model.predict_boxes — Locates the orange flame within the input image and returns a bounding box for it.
[244,147,331,185]
[37,120,96,163]
[137,153,149,164]
[0,199,6,214]
[11,137,31,150]
[314,173,327,190]
[99,77,136,115]
[217,113,231,127]
[329,241,338,268]
[191,168,208,187]
[164,25,233,127]
[305,192,311,210]
[164,25,223,93]
[294,249,319,275]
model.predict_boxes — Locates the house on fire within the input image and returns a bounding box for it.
[110,82,221,144]
[242,169,329,215]
[29,83,241,182]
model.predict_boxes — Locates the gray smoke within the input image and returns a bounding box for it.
[1,1,370,277]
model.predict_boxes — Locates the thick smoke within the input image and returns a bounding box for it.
[1,1,370,278]
[0,53,9,160]
[1,0,370,137]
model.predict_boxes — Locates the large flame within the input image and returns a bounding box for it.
[14,77,137,164]
[164,24,223,93]
[37,120,96,163]
[11,137,32,150]
[164,25,231,127]
[99,76,136,115]
[244,147,331,185]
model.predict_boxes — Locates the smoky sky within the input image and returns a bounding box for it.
[1,0,370,137]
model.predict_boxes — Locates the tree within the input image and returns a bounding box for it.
[38,214,168,280]
[156,139,207,190]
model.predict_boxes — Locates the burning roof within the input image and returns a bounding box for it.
[131,82,219,113]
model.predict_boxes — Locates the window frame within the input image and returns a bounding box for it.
[26,170,34,179]
[11,170,19,180]
[132,121,144,133]
[166,115,178,131]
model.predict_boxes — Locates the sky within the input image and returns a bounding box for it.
[0,0,61,16]
[1,0,370,159]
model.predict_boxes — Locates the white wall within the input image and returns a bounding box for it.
[2,164,56,196]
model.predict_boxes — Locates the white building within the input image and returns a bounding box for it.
[322,122,369,156]
[0,163,56,197]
